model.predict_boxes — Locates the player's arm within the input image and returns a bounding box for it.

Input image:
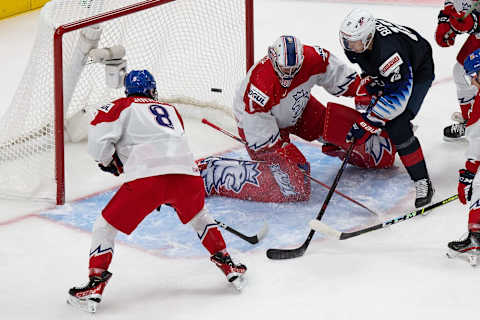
[369,53,413,122]
[88,103,125,175]
[311,47,360,97]
[435,3,457,47]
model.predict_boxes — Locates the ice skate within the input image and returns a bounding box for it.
[414,178,434,208]
[210,251,247,290]
[446,232,480,266]
[67,270,112,313]
[443,112,466,142]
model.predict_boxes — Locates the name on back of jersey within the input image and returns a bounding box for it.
[379,52,403,77]
[248,84,269,107]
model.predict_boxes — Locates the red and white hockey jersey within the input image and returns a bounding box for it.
[233,45,359,152]
[88,96,198,182]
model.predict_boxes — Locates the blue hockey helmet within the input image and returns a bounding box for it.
[124,69,157,99]
[464,49,480,77]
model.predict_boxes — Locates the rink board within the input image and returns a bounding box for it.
[41,141,412,257]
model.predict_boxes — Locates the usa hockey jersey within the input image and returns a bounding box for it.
[233,45,359,152]
[88,96,198,182]
[344,18,434,121]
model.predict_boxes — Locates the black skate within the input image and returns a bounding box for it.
[210,251,247,290]
[67,271,112,313]
[446,232,480,266]
[414,178,434,208]
[443,122,466,141]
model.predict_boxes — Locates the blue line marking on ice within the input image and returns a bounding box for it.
[41,142,411,257]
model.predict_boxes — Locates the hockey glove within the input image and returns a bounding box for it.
[346,112,384,145]
[458,159,480,204]
[435,10,456,47]
[450,11,480,34]
[354,77,377,111]
[98,152,124,176]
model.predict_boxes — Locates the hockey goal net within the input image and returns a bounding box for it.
[0,0,253,204]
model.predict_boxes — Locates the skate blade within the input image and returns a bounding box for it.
[443,136,467,143]
[230,275,247,291]
[67,295,98,313]
[446,250,478,267]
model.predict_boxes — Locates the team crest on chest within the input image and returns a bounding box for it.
[200,157,261,193]
[292,89,309,121]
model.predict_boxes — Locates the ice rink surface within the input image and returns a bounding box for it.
[0,1,477,319]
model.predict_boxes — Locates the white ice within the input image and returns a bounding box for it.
[0,1,476,319]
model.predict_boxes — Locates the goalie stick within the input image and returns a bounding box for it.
[309,194,458,240]
[201,118,379,216]
[266,142,356,260]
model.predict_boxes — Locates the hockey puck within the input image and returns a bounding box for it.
[211,88,223,93]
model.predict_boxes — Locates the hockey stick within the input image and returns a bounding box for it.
[215,219,268,245]
[156,205,267,245]
[309,194,458,240]
[266,142,356,260]
[201,118,379,216]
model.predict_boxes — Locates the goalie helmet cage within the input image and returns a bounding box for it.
[0,0,254,205]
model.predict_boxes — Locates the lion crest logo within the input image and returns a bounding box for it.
[200,157,261,194]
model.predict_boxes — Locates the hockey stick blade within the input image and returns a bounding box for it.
[309,194,458,240]
[266,230,314,259]
[215,220,268,245]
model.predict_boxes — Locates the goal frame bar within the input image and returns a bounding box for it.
[53,0,254,204]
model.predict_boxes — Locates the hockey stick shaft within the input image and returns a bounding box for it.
[201,118,379,216]
[310,194,458,240]
[266,142,356,259]
[215,219,268,244]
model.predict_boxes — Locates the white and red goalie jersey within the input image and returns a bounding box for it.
[88,96,199,182]
[233,45,359,152]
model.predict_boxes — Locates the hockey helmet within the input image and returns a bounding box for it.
[124,69,157,99]
[464,49,480,78]
[339,8,376,53]
[268,35,304,87]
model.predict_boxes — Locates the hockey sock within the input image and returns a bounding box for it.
[396,136,428,181]
[89,215,117,272]
[190,208,226,254]
[468,207,480,232]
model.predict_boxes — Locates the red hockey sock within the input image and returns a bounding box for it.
[469,207,480,232]
[200,225,226,255]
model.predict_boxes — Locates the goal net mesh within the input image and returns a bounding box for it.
[0,0,248,202]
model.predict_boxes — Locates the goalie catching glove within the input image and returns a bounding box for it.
[458,159,480,204]
[98,152,124,176]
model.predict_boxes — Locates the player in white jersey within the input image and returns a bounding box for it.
[447,50,480,265]
[435,0,480,141]
[67,70,246,313]
[200,35,396,203]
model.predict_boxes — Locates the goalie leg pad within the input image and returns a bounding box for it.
[200,156,310,202]
[322,102,396,168]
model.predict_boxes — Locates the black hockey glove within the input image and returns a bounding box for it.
[98,152,124,176]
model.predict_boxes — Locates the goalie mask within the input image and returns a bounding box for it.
[339,8,376,53]
[268,35,304,88]
[124,69,158,100]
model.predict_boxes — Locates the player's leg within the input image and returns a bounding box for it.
[444,35,480,141]
[447,174,480,265]
[385,80,434,208]
[68,177,165,312]
[167,174,247,288]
